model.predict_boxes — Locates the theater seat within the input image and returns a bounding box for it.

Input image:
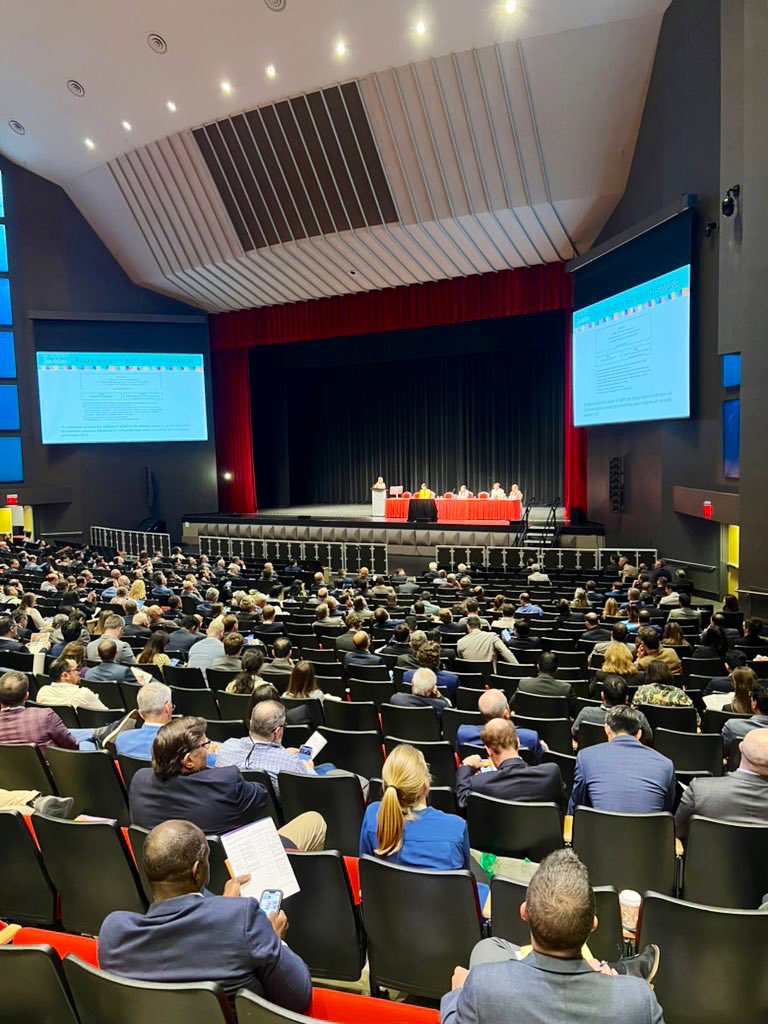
[0,944,79,1024]
[10,927,99,966]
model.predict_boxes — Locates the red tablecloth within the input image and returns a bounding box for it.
[385,498,522,521]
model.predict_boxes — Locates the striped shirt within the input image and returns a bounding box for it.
[215,739,314,798]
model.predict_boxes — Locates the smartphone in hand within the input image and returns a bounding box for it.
[259,889,283,916]
[297,744,313,762]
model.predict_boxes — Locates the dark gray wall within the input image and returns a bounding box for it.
[719,0,768,614]
[585,0,727,589]
[2,155,218,541]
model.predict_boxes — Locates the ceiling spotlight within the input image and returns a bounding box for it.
[335,40,347,57]
[265,64,277,79]
[416,20,426,35]
[121,120,132,132]
[8,120,26,136]
[166,100,177,112]
[505,0,517,11]
[84,137,95,150]
[222,471,233,481]
[220,80,233,94]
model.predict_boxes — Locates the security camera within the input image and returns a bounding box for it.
[722,184,740,218]
[704,221,717,238]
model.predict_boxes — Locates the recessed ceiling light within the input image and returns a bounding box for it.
[220,80,233,94]
[121,120,132,132]
[505,0,517,12]
[335,40,347,57]
[166,100,177,112]
[265,64,277,79]
[416,20,426,35]
[84,137,95,150]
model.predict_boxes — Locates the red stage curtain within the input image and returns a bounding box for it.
[563,318,587,517]
[210,263,586,516]
[211,346,257,513]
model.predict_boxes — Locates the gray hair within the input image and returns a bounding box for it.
[410,630,427,652]
[138,682,172,717]
[412,667,437,696]
[249,699,286,740]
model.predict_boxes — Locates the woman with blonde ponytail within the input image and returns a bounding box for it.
[359,744,470,869]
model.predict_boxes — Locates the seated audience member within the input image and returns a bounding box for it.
[343,631,385,672]
[215,700,318,800]
[590,622,637,662]
[719,667,756,714]
[246,681,315,729]
[225,650,266,694]
[526,561,549,584]
[334,613,363,656]
[666,591,700,624]
[114,682,174,760]
[704,649,748,696]
[0,615,26,653]
[589,640,643,696]
[283,660,335,703]
[675,728,768,842]
[656,581,680,608]
[572,676,652,745]
[601,597,620,619]
[458,599,490,629]
[391,667,452,721]
[253,604,285,636]
[36,656,109,712]
[48,619,84,658]
[123,611,152,640]
[0,669,78,750]
[137,630,171,668]
[455,688,544,763]
[632,661,693,710]
[506,619,540,653]
[690,625,730,661]
[571,588,590,611]
[568,706,675,815]
[130,715,325,850]
[456,719,565,812]
[360,744,470,869]
[85,613,137,665]
[98,819,312,1010]
[634,626,682,676]
[379,622,413,659]
[579,612,611,643]
[397,629,427,670]
[166,616,204,654]
[722,679,768,754]
[516,593,544,617]
[266,636,295,674]
[84,638,136,683]
[187,622,225,676]
[438,608,466,637]
[514,652,576,718]
[403,640,459,700]
[493,604,518,630]
[442,850,663,1024]
[722,593,740,613]
[660,622,691,654]
[738,617,768,651]
[210,632,246,673]
[458,616,518,668]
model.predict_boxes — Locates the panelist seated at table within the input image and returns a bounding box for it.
[508,483,524,503]
[489,482,507,499]
[416,483,435,498]
[457,485,473,499]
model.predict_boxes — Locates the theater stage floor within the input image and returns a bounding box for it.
[257,503,567,528]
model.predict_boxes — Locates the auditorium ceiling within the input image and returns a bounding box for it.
[2,0,671,311]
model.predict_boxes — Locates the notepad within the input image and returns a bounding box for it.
[303,730,327,759]
[221,817,300,900]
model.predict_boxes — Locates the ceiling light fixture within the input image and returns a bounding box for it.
[166,101,177,112]
[416,20,426,35]
[122,120,132,132]
[335,40,347,57]
[84,137,95,150]
[8,120,26,136]
[505,0,517,12]
[220,80,233,94]
[265,64,277,79]
[222,471,233,481]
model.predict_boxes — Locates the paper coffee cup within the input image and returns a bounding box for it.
[619,889,642,933]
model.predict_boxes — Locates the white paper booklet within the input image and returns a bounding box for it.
[221,816,300,900]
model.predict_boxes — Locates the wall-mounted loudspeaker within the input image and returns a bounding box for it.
[608,457,624,514]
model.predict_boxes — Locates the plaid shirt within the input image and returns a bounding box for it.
[0,705,78,750]
[214,738,314,798]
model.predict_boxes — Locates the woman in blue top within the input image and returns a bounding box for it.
[359,744,470,870]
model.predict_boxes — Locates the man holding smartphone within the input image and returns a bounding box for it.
[99,819,312,1011]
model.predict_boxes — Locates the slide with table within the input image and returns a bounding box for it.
[572,265,691,427]
[36,351,208,444]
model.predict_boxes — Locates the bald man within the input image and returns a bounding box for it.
[455,718,566,812]
[98,819,312,1009]
[675,728,768,842]
[454,688,544,763]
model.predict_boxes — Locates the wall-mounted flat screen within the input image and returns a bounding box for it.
[723,398,740,480]
[37,351,208,444]
[722,353,741,388]
[572,264,691,427]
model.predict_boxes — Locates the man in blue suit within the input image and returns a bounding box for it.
[455,689,544,763]
[99,819,312,1010]
[568,706,675,816]
[441,850,664,1024]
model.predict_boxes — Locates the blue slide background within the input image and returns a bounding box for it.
[37,351,208,444]
[572,265,691,427]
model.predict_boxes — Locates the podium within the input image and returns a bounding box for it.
[371,488,386,516]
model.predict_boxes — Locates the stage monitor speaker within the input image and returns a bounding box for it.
[608,456,624,514]
[570,507,587,526]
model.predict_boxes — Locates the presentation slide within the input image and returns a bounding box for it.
[572,265,691,427]
[37,351,208,444]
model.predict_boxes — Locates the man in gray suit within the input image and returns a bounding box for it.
[441,850,664,1024]
[675,728,768,841]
